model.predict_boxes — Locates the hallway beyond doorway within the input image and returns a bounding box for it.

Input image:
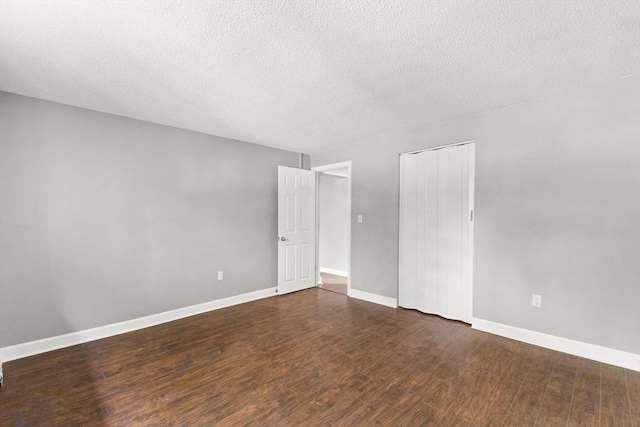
[318,272,347,295]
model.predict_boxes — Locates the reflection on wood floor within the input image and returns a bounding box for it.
[1,288,638,425]
[318,272,348,295]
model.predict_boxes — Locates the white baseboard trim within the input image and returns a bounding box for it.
[0,287,277,363]
[472,317,640,372]
[320,267,348,277]
[348,288,398,309]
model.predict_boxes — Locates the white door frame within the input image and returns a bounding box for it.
[398,140,475,322]
[312,161,352,295]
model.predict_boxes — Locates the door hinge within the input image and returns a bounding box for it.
[470,210,474,222]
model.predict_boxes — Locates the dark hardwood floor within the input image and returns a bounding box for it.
[318,272,348,295]
[1,288,638,426]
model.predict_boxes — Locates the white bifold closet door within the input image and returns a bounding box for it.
[399,142,475,323]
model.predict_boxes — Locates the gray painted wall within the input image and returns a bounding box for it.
[312,75,640,354]
[0,92,299,348]
[319,173,348,273]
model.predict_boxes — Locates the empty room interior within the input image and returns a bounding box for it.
[0,1,639,426]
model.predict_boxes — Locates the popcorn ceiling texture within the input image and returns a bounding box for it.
[1,0,638,153]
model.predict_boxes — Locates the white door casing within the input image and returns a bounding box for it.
[277,166,316,295]
[399,141,475,323]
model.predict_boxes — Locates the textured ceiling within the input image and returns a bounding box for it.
[1,1,638,153]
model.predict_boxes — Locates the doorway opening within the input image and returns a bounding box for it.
[312,161,351,296]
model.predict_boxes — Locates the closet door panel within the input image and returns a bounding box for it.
[461,144,470,321]
[424,150,439,314]
[399,142,474,323]
[448,145,465,320]
[415,151,427,311]
[436,148,451,318]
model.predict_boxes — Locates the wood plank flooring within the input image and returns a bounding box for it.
[1,288,638,426]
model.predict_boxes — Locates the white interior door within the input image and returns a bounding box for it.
[278,166,316,295]
[399,142,475,323]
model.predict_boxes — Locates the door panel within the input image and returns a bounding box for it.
[399,143,475,323]
[285,194,296,232]
[301,195,312,231]
[278,166,316,295]
[285,244,296,283]
[445,145,464,320]
[301,243,311,279]
[424,150,439,314]
[436,148,451,318]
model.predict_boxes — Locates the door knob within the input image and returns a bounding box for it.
[279,237,286,241]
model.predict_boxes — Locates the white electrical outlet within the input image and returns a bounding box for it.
[358,215,363,223]
[532,294,542,308]
[217,271,223,280]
